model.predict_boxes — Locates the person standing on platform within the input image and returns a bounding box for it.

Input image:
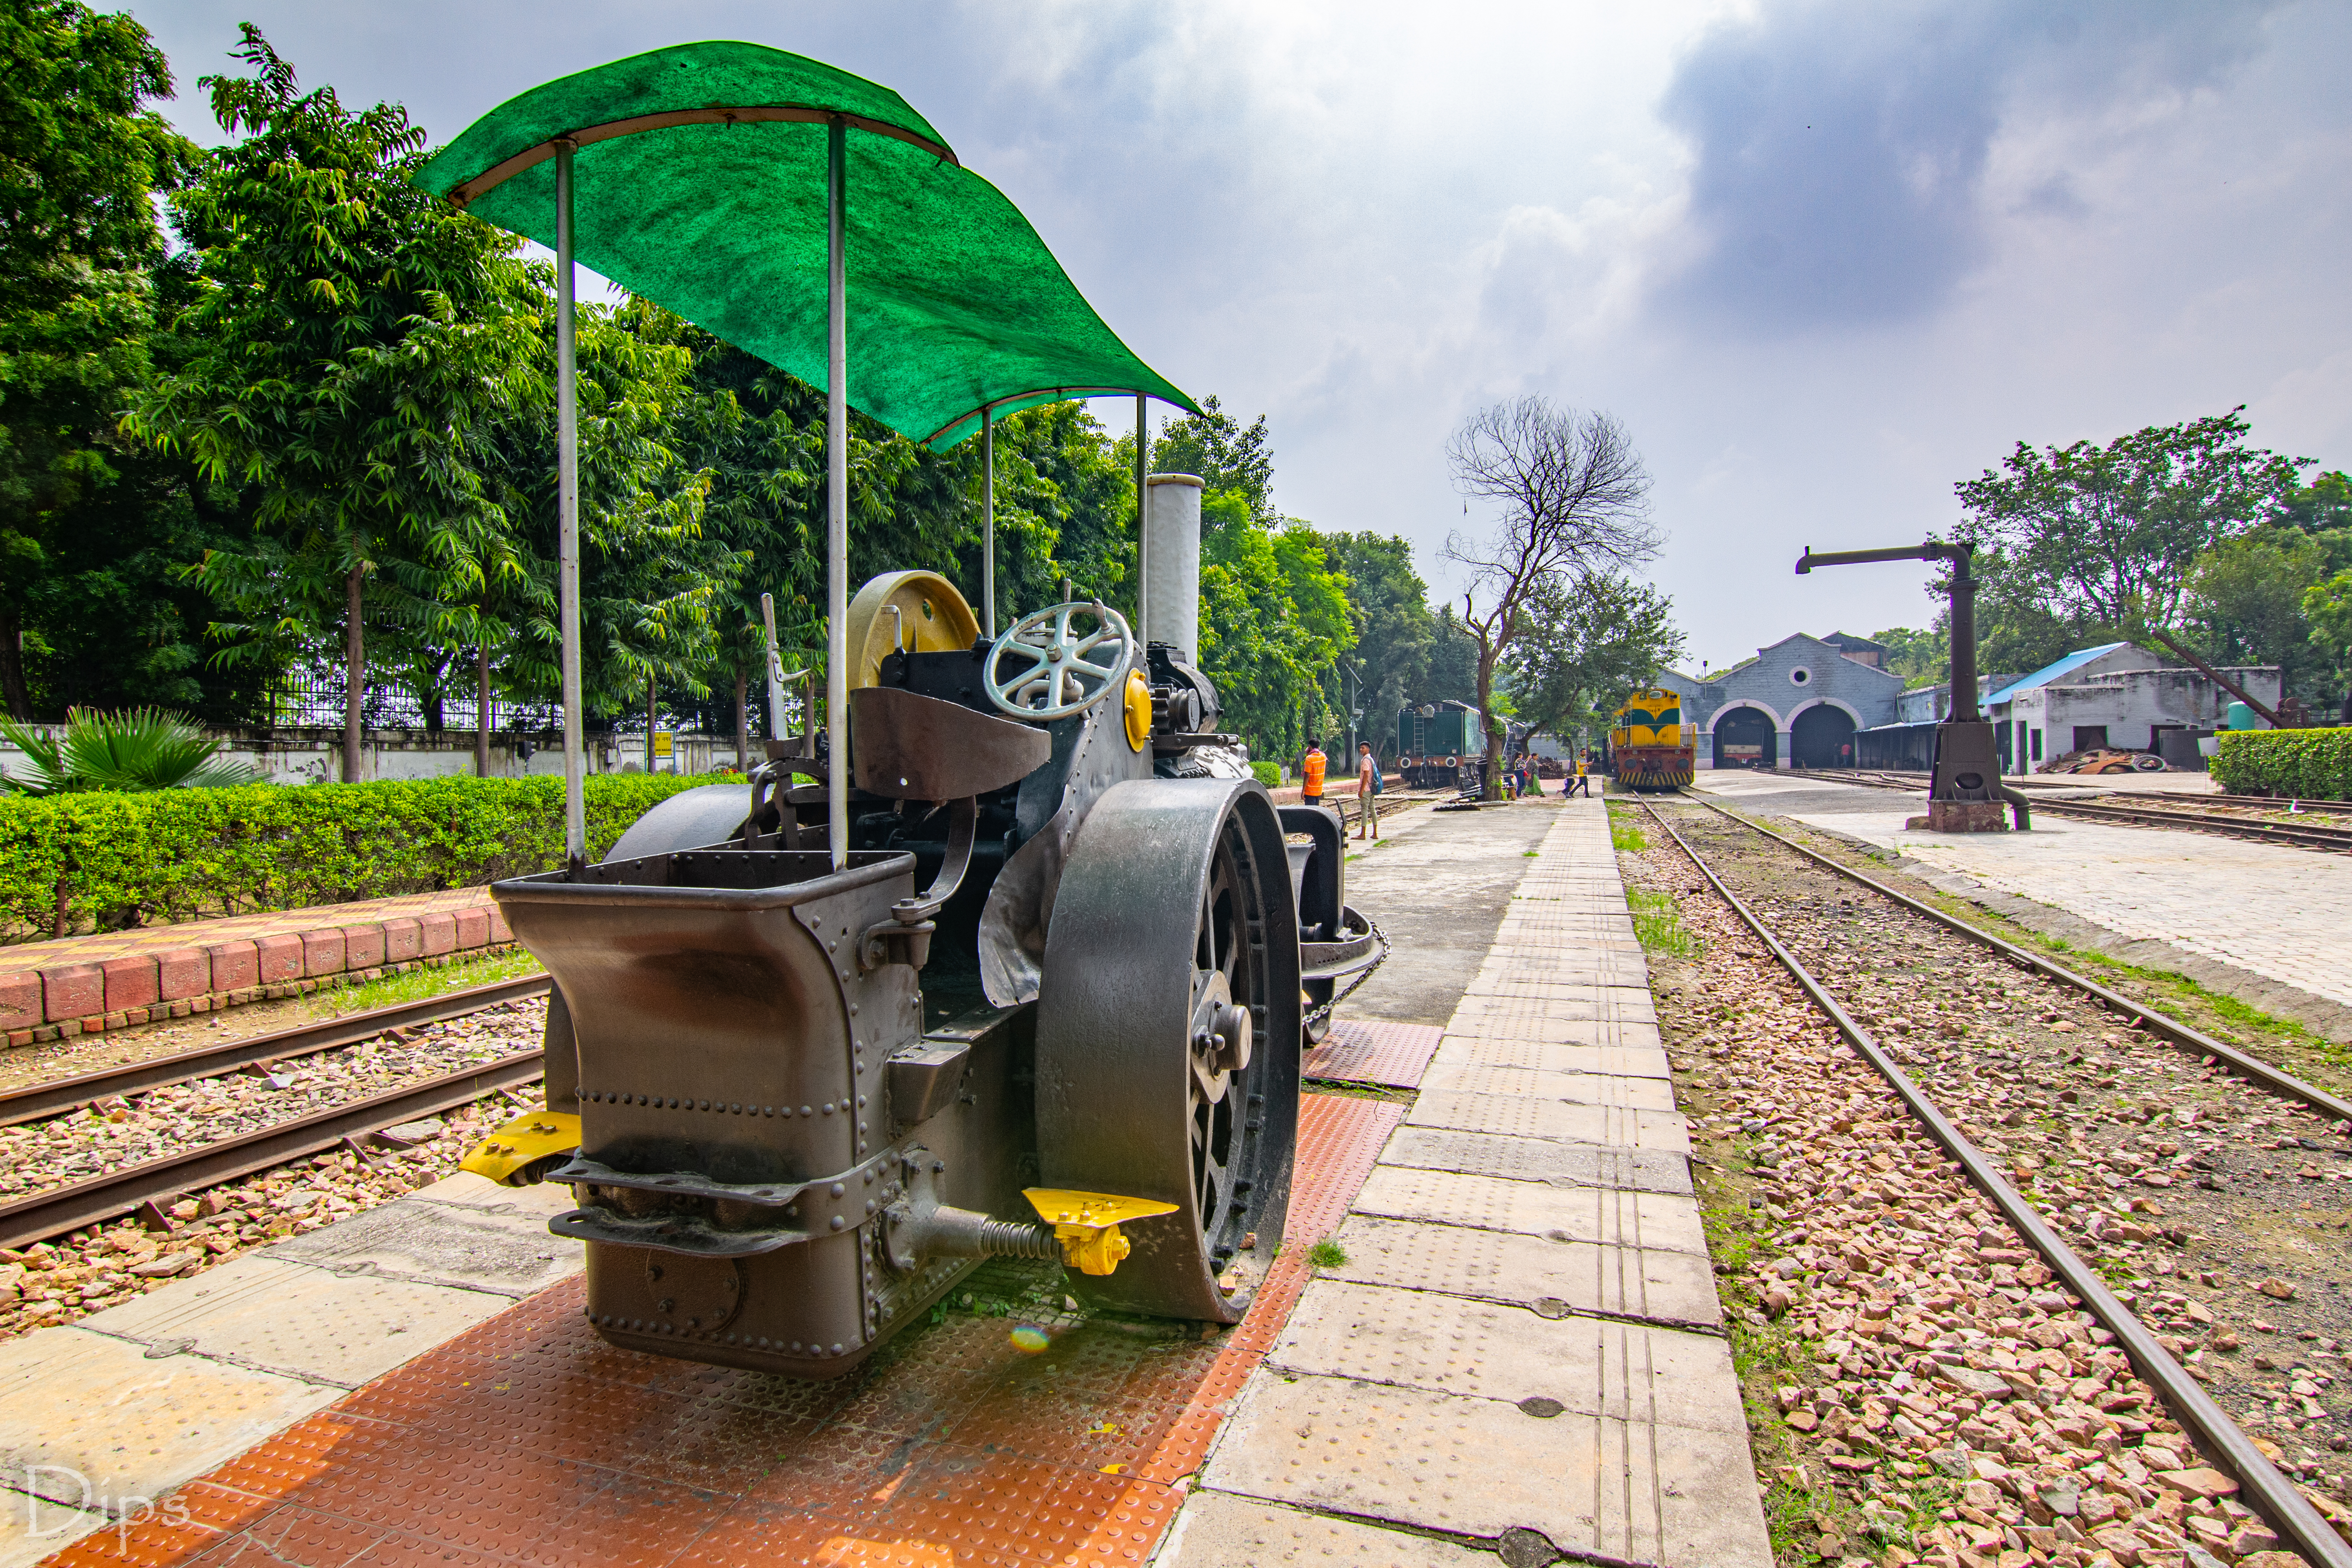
[1356,742,1380,840]
[1300,742,1327,808]
[1570,754,1591,797]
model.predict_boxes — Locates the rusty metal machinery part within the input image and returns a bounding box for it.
[1645,803,2352,1568]
[1034,778,1301,1322]
[843,569,982,691]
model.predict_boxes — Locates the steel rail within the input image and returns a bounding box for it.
[1640,803,2352,1568]
[0,974,552,1131]
[2024,798,2352,852]
[1675,793,2352,1127]
[0,1050,544,1252]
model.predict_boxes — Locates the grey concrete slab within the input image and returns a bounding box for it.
[1439,1009,1665,1050]
[75,1253,512,1387]
[1351,1167,1707,1256]
[1417,1063,1679,1110]
[267,1172,580,1297]
[1322,1214,1719,1328]
[1326,801,1561,1026]
[0,1493,106,1568]
[1270,1278,1747,1433]
[0,1326,339,1514]
[1407,1090,1691,1156]
[1378,1126,1693,1196]
[1427,1037,1670,1078]
[1156,1491,1487,1568]
[1203,1373,1772,1568]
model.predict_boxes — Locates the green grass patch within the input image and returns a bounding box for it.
[302,946,546,1021]
[1627,888,1701,959]
[1610,820,1648,853]
[1306,1239,1348,1270]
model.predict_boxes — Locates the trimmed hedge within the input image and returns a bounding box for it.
[0,773,721,943]
[2211,729,2352,801]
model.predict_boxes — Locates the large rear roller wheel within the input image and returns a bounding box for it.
[1035,779,1300,1322]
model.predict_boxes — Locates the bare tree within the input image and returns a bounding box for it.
[1445,397,1657,797]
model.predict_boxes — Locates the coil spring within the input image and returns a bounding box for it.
[974,1219,1059,1260]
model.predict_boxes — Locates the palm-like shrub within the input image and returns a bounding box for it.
[0,708,256,794]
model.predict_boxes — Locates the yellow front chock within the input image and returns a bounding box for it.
[458,1111,581,1187]
[1023,1188,1179,1276]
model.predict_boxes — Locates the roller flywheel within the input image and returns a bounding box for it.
[1034,778,1301,1322]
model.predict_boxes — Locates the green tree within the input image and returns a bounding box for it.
[1153,396,1275,521]
[1326,532,1435,758]
[1445,397,1657,798]
[1867,625,1950,689]
[1505,574,1682,744]
[126,26,523,783]
[1954,408,2310,630]
[0,0,198,717]
[2184,529,2331,703]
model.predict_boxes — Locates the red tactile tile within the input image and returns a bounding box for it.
[80,1092,1404,1568]
[1299,1019,1443,1088]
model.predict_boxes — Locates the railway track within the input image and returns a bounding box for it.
[0,976,551,1253]
[1790,768,2352,854]
[1638,797,2352,1566]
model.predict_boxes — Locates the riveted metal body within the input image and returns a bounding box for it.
[496,849,1034,1376]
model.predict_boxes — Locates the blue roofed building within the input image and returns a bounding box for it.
[1859,642,2284,772]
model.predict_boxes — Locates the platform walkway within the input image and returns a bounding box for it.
[1696,769,2352,1019]
[0,889,507,1046]
[1161,795,1772,1567]
[0,794,1771,1567]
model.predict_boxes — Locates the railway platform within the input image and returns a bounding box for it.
[1694,769,2352,1032]
[0,792,1768,1568]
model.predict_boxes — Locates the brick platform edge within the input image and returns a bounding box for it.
[0,904,516,1047]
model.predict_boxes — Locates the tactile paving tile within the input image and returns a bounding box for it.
[1320,1214,1719,1328]
[1442,995,1663,1048]
[1428,1037,1669,1078]
[1266,1278,1746,1432]
[1416,1063,1679,1111]
[1378,1127,1691,1197]
[1298,1020,1442,1088]
[1350,1168,1708,1256]
[1407,1091,1690,1156]
[1156,1490,1488,1567]
[76,1093,1406,1568]
[1201,1373,1773,1568]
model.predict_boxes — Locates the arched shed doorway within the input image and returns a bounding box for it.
[1713,706,1775,770]
[1791,704,1857,769]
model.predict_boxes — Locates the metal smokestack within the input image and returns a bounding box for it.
[1142,473,1203,663]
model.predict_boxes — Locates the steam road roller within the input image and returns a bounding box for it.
[425,40,1381,1379]
[462,563,1381,1377]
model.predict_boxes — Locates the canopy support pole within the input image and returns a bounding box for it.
[1134,394,1147,641]
[980,405,996,639]
[554,139,586,877]
[825,118,849,871]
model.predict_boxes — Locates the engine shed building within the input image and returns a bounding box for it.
[1660,633,1904,771]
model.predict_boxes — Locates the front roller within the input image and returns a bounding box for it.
[1035,778,1301,1323]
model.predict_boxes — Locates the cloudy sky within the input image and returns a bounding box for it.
[126,1,2352,672]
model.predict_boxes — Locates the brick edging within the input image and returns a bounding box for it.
[0,902,515,1047]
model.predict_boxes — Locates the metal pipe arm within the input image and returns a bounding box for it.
[1794,541,1967,574]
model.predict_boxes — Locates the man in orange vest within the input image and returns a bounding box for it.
[1300,742,1327,807]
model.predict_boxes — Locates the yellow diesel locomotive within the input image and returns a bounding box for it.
[1608,687,1695,791]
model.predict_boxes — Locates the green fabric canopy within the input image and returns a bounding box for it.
[416,41,1197,447]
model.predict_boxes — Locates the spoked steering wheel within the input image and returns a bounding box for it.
[983,600,1135,721]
